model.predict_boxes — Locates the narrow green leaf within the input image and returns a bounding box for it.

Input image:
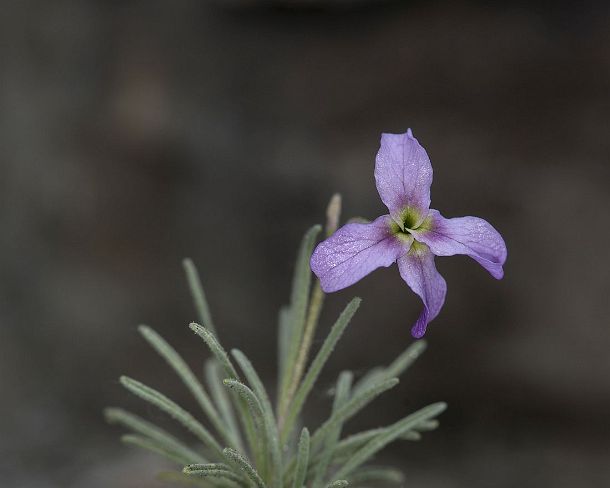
[351,367,382,393]
[277,305,291,390]
[166,472,248,488]
[230,351,275,435]
[190,322,258,470]
[323,428,384,464]
[333,402,447,479]
[415,419,439,431]
[327,421,437,466]
[352,340,427,396]
[158,471,212,487]
[282,298,361,444]
[183,463,246,488]
[190,323,239,380]
[104,407,205,464]
[183,258,217,337]
[184,463,231,472]
[326,421,434,466]
[223,378,267,471]
[326,481,348,488]
[232,350,282,486]
[121,434,197,465]
[223,448,267,488]
[292,428,310,488]
[348,467,404,485]
[384,340,427,378]
[401,430,422,441]
[310,378,399,450]
[279,225,321,408]
[119,376,224,459]
[204,359,244,452]
[182,463,246,486]
[138,325,233,448]
[312,371,352,488]
[223,379,265,431]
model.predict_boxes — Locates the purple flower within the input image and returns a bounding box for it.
[310,130,507,338]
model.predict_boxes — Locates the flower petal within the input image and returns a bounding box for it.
[374,130,433,226]
[311,215,409,293]
[412,210,507,279]
[397,244,447,338]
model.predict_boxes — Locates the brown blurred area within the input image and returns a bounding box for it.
[1,1,609,486]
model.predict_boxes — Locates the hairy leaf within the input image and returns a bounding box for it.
[333,402,447,479]
[223,448,267,488]
[119,376,224,459]
[282,298,361,443]
[183,258,217,337]
[105,407,204,464]
[292,428,310,488]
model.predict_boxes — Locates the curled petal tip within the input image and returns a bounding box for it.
[398,248,446,339]
[492,267,505,280]
[410,308,430,338]
[411,325,427,339]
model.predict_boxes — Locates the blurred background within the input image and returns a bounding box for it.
[1,1,609,487]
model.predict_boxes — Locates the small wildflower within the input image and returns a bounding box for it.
[311,130,507,338]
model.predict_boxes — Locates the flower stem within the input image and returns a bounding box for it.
[278,194,341,434]
[279,281,325,434]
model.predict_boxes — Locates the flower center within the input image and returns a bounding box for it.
[389,208,433,245]
[402,210,418,230]
[397,207,422,231]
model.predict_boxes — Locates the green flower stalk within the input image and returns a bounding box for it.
[105,193,446,488]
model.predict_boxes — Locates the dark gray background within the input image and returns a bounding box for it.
[1,1,609,487]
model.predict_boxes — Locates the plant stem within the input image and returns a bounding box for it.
[278,194,341,433]
[280,281,324,424]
